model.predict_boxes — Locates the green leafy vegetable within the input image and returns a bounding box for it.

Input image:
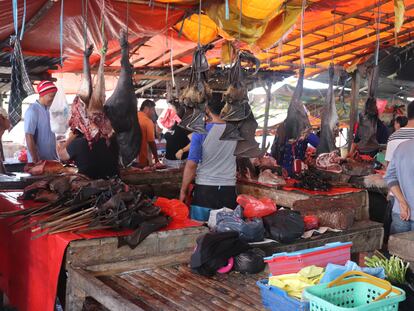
[364,251,409,285]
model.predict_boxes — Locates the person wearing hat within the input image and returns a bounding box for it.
[24,80,59,163]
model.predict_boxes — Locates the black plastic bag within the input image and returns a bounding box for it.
[262,210,305,243]
[190,231,250,276]
[234,248,266,274]
[216,206,265,242]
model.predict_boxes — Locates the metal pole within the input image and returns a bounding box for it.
[262,80,272,151]
[348,69,360,151]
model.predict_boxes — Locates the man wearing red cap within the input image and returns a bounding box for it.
[24,80,59,163]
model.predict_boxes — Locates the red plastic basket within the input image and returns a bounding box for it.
[265,242,352,276]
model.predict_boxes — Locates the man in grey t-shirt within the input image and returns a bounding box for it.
[179,93,237,221]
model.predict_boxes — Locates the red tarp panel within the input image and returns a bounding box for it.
[0,191,201,311]
[0,0,185,72]
[282,185,363,196]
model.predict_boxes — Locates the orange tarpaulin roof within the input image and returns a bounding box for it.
[1,0,413,88]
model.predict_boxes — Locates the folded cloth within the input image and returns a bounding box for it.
[320,260,385,283]
[8,36,35,127]
[269,265,324,299]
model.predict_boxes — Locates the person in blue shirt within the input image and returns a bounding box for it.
[24,81,59,163]
[179,93,237,221]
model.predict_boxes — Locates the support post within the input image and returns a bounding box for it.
[262,80,272,151]
[348,69,361,151]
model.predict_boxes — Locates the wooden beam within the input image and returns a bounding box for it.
[23,0,55,33]
[114,0,187,10]
[332,10,393,26]
[275,6,414,65]
[281,0,391,44]
[285,7,414,64]
[311,26,414,65]
[142,49,171,67]
[135,64,190,94]
[348,70,360,152]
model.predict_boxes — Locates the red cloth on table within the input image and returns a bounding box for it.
[282,186,362,196]
[0,191,201,311]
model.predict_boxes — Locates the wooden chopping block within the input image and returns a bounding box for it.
[388,231,414,267]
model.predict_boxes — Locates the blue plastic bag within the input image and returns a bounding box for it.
[320,260,385,283]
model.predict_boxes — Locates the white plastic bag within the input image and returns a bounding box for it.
[50,80,69,134]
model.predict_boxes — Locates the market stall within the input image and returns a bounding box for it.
[1,0,414,310]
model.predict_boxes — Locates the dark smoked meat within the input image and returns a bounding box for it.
[104,30,141,167]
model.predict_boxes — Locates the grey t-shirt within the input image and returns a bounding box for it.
[193,124,237,186]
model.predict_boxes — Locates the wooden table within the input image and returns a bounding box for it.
[238,183,370,221]
[120,168,183,199]
[65,221,383,311]
[65,226,208,310]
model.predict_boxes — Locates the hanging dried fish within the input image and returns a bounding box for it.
[179,44,214,133]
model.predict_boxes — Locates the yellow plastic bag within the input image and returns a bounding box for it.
[255,3,302,50]
[175,14,218,45]
[236,0,284,20]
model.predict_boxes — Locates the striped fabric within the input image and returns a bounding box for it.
[37,81,57,96]
[8,36,35,127]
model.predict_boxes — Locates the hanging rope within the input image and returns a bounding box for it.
[225,0,230,20]
[101,0,106,55]
[299,0,307,66]
[374,1,381,66]
[12,0,18,36]
[58,0,64,68]
[330,5,336,64]
[126,0,130,41]
[238,0,243,41]
[20,0,27,40]
[198,0,202,47]
[82,0,89,50]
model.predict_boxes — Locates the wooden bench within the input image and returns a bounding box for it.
[69,264,266,311]
[64,221,383,310]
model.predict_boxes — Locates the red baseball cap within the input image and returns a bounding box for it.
[37,80,57,97]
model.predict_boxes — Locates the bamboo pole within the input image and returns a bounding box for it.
[348,70,361,152]
[262,80,272,151]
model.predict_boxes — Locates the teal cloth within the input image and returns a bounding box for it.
[190,205,211,221]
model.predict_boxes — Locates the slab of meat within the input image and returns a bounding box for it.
[258,169,286,186]
[77,45,93,107]
[104,30,141,167]
[294,205,355,230]
[317,64,338,155]
[24,160,65,176]
[316,151,342,174]
[69,45,112,145]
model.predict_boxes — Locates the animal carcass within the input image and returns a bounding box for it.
[104,30,141,167]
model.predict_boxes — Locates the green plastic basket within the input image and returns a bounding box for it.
[303,271,406,311]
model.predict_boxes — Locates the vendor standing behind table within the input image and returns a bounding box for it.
[349,97,389,158]
[163,102,192,169]
[24,81,59,163]
[137,100,159,166]
[270,121,320,177]
[179,93,237,221]
[385,103,414,165]
[384,138,414,234]
[57,130,119,179]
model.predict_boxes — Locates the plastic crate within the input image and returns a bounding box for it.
[303,271,406,311]
[264,242,352,276]
[257,279,310,311]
